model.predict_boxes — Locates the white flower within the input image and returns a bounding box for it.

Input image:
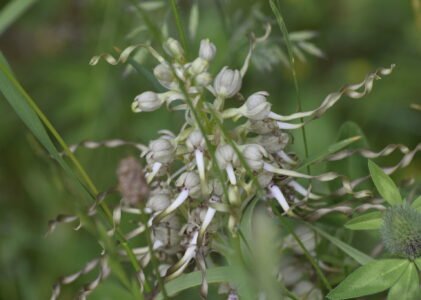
[190,58,208,75]
[244,91,271,120]
[259,133,290,153]
[186,130,206,151]
[199,39,216,61]
[132,91,163,112]
[242,144,267,171]
[194,72,212,87]
[163,38,184,61]
[153,63,175,89]
[214,67,242,98]
[176,171,201,198]
[149,138,175,164]
[216,144,239,185]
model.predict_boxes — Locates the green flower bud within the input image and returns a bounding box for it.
[163,38,184,61]
[153,63,175,89]
[381,205,421,259]
[194,72,212,87]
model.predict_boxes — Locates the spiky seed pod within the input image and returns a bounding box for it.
[117,157,149,206]
[381,204,421,259]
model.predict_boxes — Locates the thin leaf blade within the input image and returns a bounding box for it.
[345,211,384,231]
[368,160,402,205]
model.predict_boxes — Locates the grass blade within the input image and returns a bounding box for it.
[0,0,36,35]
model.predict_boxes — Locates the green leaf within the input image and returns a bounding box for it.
[306,223,373,265]
[415,258,421,270]
[155,267,235,300]
[345,211,384,231]
[298,136,361,171]
[411,196,421,212]
[0,0,37,36]
[368,160,402,206]
[388,262,420,300]
[327,259,409,300]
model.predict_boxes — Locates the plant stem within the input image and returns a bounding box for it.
[170,0,188,55]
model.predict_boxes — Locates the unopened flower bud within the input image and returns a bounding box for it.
[199,39,216,61]
[132,91,163,112]
[244,91,271,120]
[195,72,212,87]
[190,58,208,75]
[154,63,175,89]
[243,144,267,171]
[259,133,290,153]
[215,144,238,169]
[117,156,149,206]
[147,189,171,212]
[176,171,201,198]
[153,215,181,251]
[149,138,175,164]
[208,179,224,197]
[186,130,206,151]
[214,67,242,98]
[257,171,273,188]
[249,119,278,134]
[163,38,184,61]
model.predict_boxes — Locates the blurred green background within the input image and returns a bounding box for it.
[0,0,420,299]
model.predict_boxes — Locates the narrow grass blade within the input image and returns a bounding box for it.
[155,267,234,300]
[306,222,373,265]
[0,0,37,35]
[345,211,384,231]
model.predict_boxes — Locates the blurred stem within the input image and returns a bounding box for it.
[170,0,189,56]
[139,206,169,299]
[277,215,332,291]
[10,71,145,295]
[269,0,311,175]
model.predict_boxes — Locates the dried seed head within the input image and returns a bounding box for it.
[214,67,242,98]
[117,157,149,206]
[381,205,421,259]
[244,91,271,120]
[199,39,216,61]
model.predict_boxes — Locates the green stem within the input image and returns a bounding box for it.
[170,0,188,55]
[277,214,332,291]
[269,0,311,175]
